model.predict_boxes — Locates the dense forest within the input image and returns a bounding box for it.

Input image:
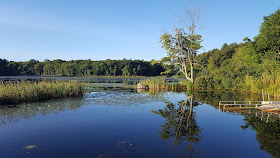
[0,58,164,76]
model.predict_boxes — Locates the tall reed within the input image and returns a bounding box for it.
[140,78,166,90]
[241,73,280,98]
[260,73,280,98]
[139,78,188,91]
[0,80,85,105]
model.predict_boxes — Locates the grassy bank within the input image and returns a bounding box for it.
[195,73,280,98]
[139,77,280,100]
[243,74,280,98]
[0,80,84,105]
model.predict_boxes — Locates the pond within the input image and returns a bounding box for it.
[0,77,279,158]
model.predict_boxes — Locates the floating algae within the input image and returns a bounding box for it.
[25,145,36,149]
[84,91,166,106]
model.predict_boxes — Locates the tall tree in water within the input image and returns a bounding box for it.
[160,9,203,84]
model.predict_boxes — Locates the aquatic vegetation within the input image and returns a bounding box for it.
[24,145,36,149]
[139,78,188,91]
[260,73,280,98]
[0,99,84,127]
[238,73,280,98]
[0,81,84,105]
[139,78,166,90]
[84,91,166,106]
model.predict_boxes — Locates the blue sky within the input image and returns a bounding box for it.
[0,0,279,62]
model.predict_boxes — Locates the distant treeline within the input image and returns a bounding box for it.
[0,59,165,76]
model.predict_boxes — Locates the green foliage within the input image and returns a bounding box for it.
[254,9,280,54]
[0,59,165,77]
[139,78,166,90]
[180,80,193,89]
[193,9,280,97]
[159,57,179,76]
[207,57,215,71]
[160,19,203,83]
[139,78,189,91]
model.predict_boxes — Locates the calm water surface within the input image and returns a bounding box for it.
[0,88,278,157]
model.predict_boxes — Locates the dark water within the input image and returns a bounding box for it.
[0,89,279,158]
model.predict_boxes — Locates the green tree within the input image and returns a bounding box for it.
[254,9,280,54]
[34,62,44,75]
[43,64,55,75]
[0,59,9,75]
[160,9,203,84]
[122,65,130,76]
[207,57,215,71]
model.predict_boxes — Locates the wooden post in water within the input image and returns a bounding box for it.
[266,114,270,123]
[267,91,270,102]
[262,90,264,101]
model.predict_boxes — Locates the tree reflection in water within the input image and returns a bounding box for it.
[242,115,280,158]
[152,94,201,151]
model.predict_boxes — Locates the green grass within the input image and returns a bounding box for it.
[0,80,85,105]
[139,78,188,91]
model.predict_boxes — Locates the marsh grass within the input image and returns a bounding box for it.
[241,73,280,98]
[139,78,188,91]
[0,80,84,105]
[260,73,280,98]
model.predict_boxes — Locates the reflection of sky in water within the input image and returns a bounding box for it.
[0,92,186,127]
[0,90,276,158]
[0,99,84,127]
[0,92,185,127]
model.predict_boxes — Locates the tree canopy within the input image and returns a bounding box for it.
[192,9,280,96]
[160,9,203,84]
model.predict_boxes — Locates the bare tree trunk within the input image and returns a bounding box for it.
[190,62,194,84]
[186,94,194,130]
[174,95,191,143]
[182,8,201,84]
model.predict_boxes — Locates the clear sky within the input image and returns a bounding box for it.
[0,0,279,62]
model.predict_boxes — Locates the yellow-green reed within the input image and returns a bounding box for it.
[139,78,188,91]
[242,73,280,98]
[0,80,85,105]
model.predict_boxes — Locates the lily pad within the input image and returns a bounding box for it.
[25,145,36,149]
